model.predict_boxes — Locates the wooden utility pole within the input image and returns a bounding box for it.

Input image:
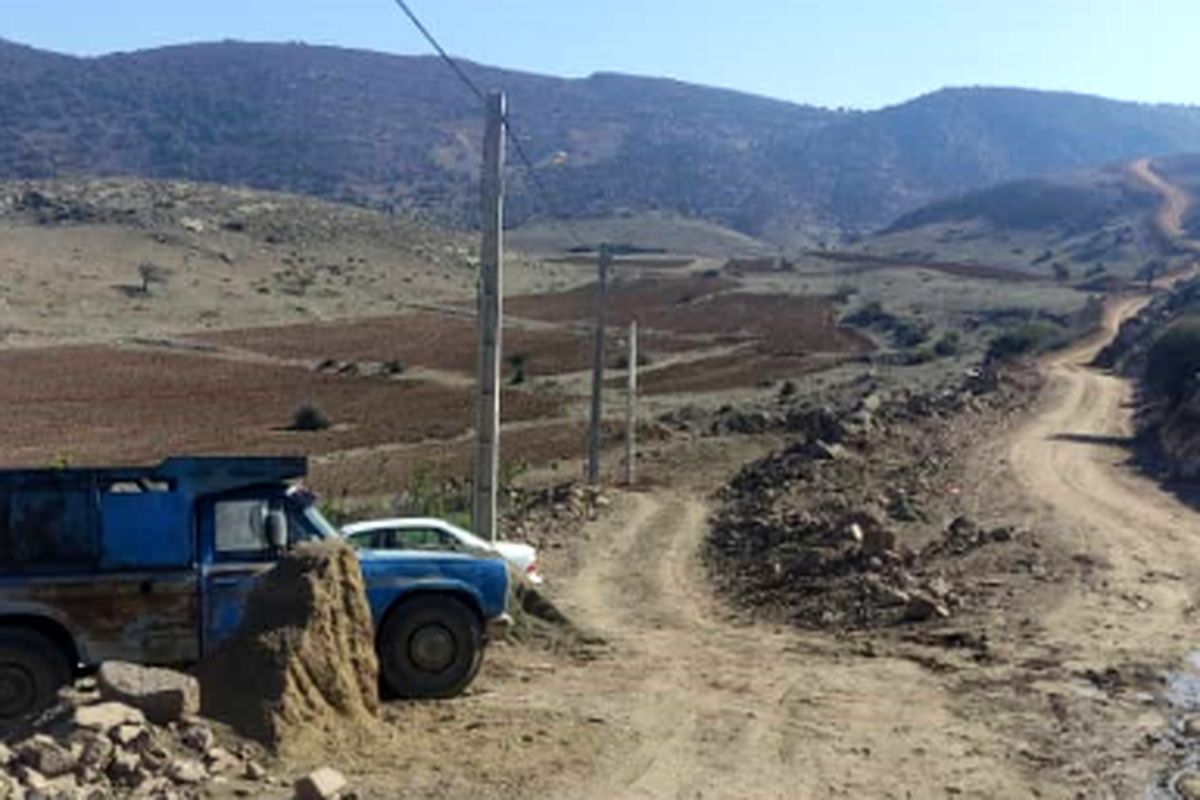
[586,244,611,485]
[473,92,505,542]
[624,319,638,486]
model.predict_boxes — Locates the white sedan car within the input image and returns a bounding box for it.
[342,517,544,585]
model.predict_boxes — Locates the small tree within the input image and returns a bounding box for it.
[138,262,172,294]
[507,353,529,385]
[1145,317,1200,404]
[290,403,331,432]
[1051,262,1071,282]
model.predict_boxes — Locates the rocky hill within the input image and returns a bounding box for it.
[6,38,1200,238]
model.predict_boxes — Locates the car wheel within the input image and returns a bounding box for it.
[378,596,483,699]
[0,629,71,724]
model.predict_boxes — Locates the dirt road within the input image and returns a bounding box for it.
[1129,157,1200,253]
[523,489,1037,800]
[503,290,1197,799]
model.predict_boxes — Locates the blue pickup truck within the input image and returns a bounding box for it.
[0,456,510,722]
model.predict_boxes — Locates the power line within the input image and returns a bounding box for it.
[389,0,590,250]
[391,0,485,103]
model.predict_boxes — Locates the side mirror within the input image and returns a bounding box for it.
[265,509,289,551]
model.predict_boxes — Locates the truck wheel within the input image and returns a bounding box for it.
[378,596,483,699]
[0,629,71,723]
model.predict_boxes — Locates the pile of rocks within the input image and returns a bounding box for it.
[0,662,352,800]
[706,365,1033,631]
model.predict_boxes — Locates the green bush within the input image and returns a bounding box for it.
[933,331,962,357]
[986,321,1067,362]
[1145,317,1200,403]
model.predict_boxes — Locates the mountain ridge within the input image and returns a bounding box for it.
[4,38,1200,239]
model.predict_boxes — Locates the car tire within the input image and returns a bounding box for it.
[0,629,71,724]
[378,596,483,699]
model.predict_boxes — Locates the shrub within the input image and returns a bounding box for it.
[986,321,1067,362]
[290,403,331,432]
[507,353,528,385]
[933,331,962,357]
[1145,317,1200,403]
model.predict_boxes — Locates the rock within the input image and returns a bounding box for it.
[166,758,207,785]
[1182,716,1200,738]
[0,743,12,767]
[1175,771,1200,800]
[72,729,115,770]
[14,764,49,793]
[904,592,951,622]
[203,746,240,775]
[178,722,215,753]
[111,723,148,748]
[244,761,267,781]
[294,767,348,800]
[861,525,897,558]
[0,773,17,799]
[16,734,78,778]
[97,662,200,724]
[106,749,141,784]
[140,743,173,774]
[74,701,147,732]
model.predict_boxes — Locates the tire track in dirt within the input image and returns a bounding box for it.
[1008,291,1200,680]
[549,491,1037,799]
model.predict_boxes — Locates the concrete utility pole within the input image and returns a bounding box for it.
[586,244,612,485]
[624,319,638,487]
[473,92,505,543]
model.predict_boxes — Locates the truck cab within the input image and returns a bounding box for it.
[0,457,509,722]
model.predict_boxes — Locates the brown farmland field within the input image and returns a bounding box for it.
[0,346,562,467]
[508,277,870,354]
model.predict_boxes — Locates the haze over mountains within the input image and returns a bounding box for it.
[4,37,1200,240]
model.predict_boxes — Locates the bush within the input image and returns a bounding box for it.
[933,331,962,357]
[986,321,1067,362]
[290,403,331,432]
[507,353,528,385]
[1145,317,1200,403]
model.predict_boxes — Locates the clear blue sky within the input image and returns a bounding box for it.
[5,0,1197,110]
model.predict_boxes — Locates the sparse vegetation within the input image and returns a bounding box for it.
[986,321,1068,362]
[1145,317,1200,404]
[843,301,930,348]
[137,261,172,294]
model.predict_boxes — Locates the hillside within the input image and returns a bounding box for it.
[858,164,1172,281]
[6,39,1200,238]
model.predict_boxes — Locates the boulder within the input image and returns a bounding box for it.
[73,701,146,732]
[166,758,208,785]
[97,662,199,724]
[294,767,349,800]
[15,734,77,778]
[1176,772,1200,800]
[904,592,951,622]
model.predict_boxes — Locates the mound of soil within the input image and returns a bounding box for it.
[197,541,382,758]
[707,368,1037,630]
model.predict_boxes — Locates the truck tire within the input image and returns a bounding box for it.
[0,629,71,723]
[378,596,483,699]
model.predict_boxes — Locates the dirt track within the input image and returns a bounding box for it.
[495,289,1200,799]
[543,491,1037,799]
[1129,157,1200,253]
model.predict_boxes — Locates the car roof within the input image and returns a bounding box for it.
[343,517,467,536]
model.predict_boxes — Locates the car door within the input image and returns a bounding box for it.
[199,495,276,655]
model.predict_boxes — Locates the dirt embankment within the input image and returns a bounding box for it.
[197,541,384,760]
[1096,276,1200,481]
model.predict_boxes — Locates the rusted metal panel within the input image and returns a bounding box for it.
[0,572,200,664]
